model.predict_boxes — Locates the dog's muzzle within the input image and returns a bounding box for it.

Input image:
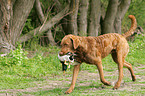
[58,52,79,72]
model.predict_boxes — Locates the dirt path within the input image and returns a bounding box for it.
[0,64,145,96]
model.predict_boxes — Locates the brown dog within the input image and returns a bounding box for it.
[59,15,137,94]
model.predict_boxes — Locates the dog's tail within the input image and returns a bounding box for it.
[122,15,137,38]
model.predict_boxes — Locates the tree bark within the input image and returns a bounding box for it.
[35,0,45,24]
[78,0,89,36]
[54,0,69,35]
[35,0,56,46]
[0,0,17,52]
[19,4,69,43]
[47,30,56,46]
[68,0,79,35]
[10,0,35,45]
[88,0,101,36]
[101,0,119,34]
[114,0,131,34]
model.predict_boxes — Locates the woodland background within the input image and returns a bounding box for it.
[0,0,145,95]
[0,0,145,53]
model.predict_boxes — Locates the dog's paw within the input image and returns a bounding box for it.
[132,75,136,82]
[113,84,120,90]
[104,81,111,86]
[65,89,73,94]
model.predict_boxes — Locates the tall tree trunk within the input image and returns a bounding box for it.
[114,0,131,34]
[0,0,17,53]
[35,0,45,24]
[47,30,56,46]
[101,0,118,34]
[54,0,70,35]
[11,0,35,45]
[68,0,79,35]
[35,0,56,46]
[0,0,36,53]
[78,0,89,36]
[88,0,101,36]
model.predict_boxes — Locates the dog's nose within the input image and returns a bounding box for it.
[59,52,64,56]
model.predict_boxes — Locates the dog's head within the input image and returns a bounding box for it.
[59,34,80,56]
[59,35,80,72]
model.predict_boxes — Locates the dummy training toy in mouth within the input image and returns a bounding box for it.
[58,52,74,72]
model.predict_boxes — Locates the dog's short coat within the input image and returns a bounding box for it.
[59,15,137,94]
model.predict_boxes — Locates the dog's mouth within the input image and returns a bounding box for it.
[58,52,75,72]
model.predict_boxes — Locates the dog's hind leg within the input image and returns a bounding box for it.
[65,64,81,94]
[123,61,136,81]
[111,51,136,86]
[111,51,124,89]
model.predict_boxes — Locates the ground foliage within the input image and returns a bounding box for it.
[0,35,144,95]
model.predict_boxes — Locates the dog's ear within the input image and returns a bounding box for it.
[70,36,80,49]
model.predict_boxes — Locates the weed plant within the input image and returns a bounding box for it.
[0,45,61,89]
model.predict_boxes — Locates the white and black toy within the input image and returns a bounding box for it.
[58,52,74,72]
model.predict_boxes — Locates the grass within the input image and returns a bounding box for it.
[21,86,145,96]
[0,45,62,89]
[0,35,145,95]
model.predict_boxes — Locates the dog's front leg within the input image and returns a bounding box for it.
[65,64,81,94]
[96,61,111,86]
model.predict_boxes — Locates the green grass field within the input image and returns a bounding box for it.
[0,35,145,96]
